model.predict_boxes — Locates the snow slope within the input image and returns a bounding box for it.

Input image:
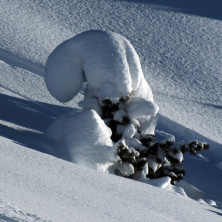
[0,0,221,144]
[0,0,222,221]
[1,136,222,222]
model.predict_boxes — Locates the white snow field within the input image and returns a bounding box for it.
[1,136,222,222]
[0,0,222,221]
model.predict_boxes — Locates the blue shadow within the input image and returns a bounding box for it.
[122,0,222,20]
[0,93,72,153]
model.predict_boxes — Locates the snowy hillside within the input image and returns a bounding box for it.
[0,0,222,221]
[1,137,222,222]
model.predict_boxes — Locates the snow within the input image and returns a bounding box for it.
[44,109,117,172]
[1,136,222,222]
[125,96,159,135]
[0,0,222,221]
[45,30,159,136]
[45,30,141,103]
[44,29,157,111]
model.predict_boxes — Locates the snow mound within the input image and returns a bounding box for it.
[44,30,159,136]
[44,30,154,104]
[44,109,117,172]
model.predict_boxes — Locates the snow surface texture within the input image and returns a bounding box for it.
[0,0,222,221]
[1,137,222,222]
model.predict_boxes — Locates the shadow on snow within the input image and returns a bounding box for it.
[0,92,221,159]
[0,93,73,153]
[157,115,222,207]
[208,209,222,217]
[1,92,222,208]
[0,48,44,77]
[123,0,222,21]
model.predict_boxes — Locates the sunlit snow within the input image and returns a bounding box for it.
[0,0,222,221]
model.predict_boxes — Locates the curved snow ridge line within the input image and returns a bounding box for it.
[0,199,50,222]
[0,48,44,77]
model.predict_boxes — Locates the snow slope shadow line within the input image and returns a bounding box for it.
[208,209,222,217]
[0,124,47,154]
[124,0,222,21]
[156,91,222,110]
[0,48,44,77]
[209,210,222,217]
[0,93,73,152]
[205,103,222,110]
[0,93,73,132]
[157,114,222,162]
